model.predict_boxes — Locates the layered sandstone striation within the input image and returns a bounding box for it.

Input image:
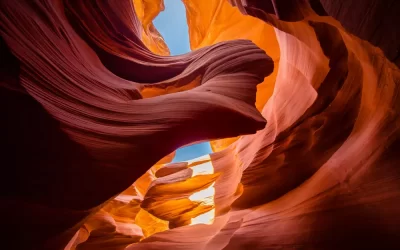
[1,0,399,249]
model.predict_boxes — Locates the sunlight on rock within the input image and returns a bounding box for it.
[189,155,214,176]
[3,0,400,249]
[190,208,216,226]
[188,155,216,225]
[188,182,215,206]
[135,209,169,238]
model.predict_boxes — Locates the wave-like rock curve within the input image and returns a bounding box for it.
[1,0,399,249]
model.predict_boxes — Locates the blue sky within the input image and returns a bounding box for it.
[153,0,212,162]
[153,0,190,55]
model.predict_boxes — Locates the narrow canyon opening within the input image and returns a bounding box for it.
[154,0,213,162]
[1,0,399,249]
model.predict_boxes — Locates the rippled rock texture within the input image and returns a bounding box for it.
[1,0,399,249]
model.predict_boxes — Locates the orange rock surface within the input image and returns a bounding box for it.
[1,0,399,249]
[182,0,281,151]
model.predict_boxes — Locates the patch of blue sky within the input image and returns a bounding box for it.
[153,0,190,56]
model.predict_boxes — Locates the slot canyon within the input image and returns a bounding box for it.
[1,0,400,249]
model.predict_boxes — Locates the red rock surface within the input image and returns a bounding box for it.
[1,0,399,249]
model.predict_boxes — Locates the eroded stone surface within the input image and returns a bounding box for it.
[1,0,399,249]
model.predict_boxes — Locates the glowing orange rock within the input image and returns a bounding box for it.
[182,0,280,151]
[1,0,400,249]
[133,0,170,56]
[0,0,271,248]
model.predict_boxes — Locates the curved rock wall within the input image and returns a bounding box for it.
[1,0,399,249]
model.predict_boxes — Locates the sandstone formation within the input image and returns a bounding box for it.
[1,0,399,249]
